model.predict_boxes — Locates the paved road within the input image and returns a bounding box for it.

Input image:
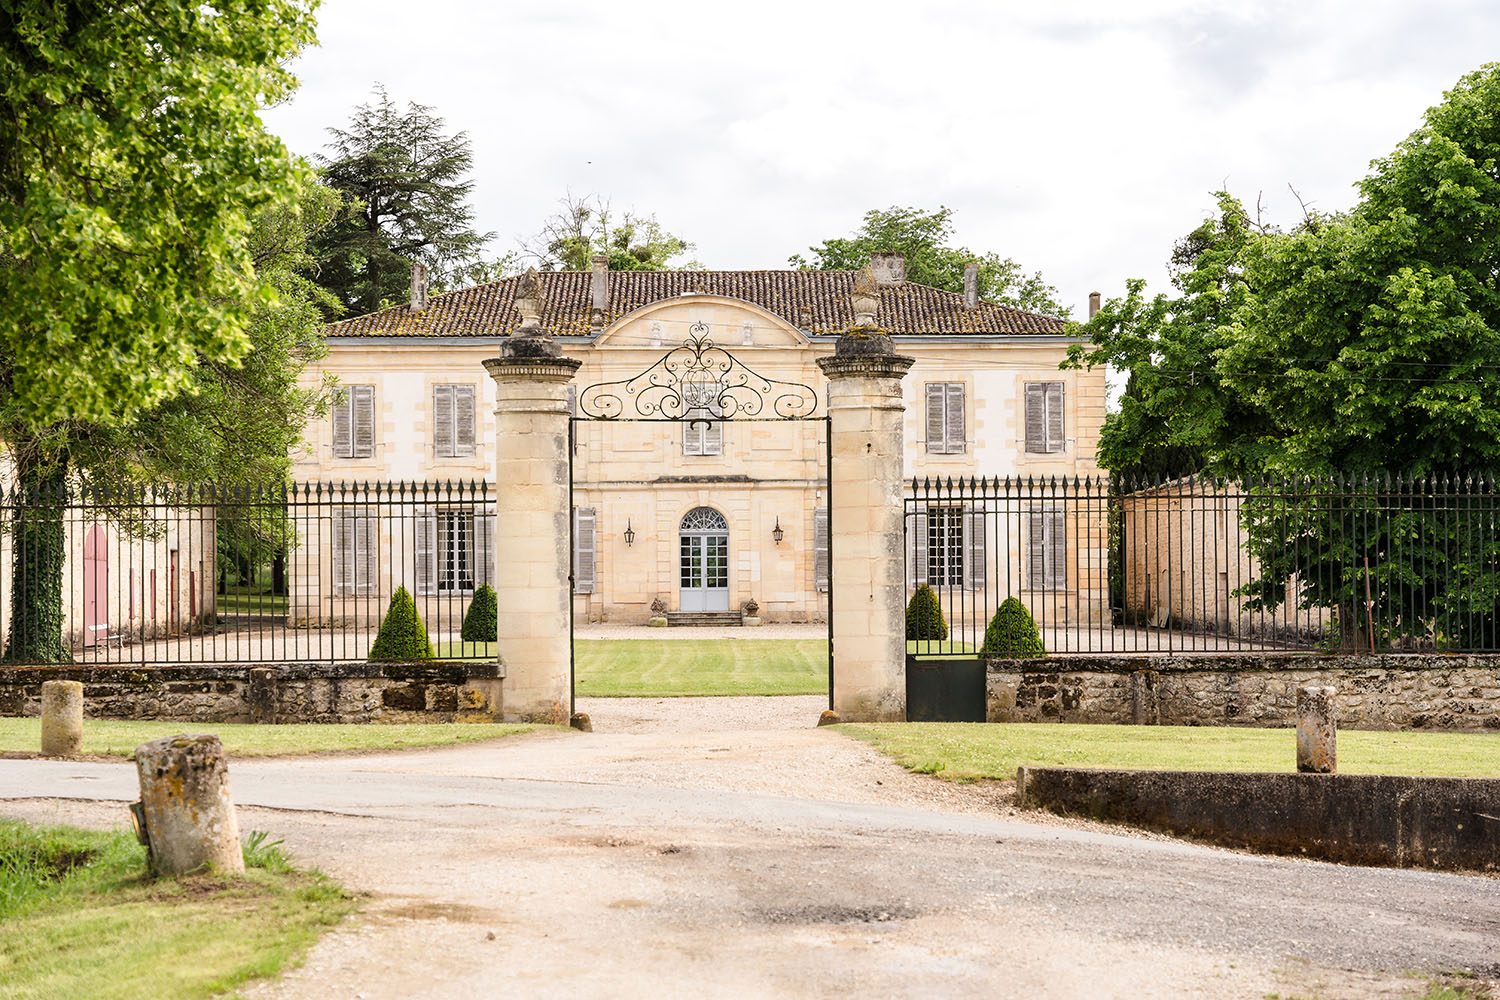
[2,698,1495,999]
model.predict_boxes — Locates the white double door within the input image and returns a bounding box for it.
[679,530,730,611]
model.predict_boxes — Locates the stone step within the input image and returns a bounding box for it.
[664,611,744,627]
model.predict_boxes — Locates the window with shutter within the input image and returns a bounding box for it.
[910,511,930,585]
[352,385,375,459]
[436,510,474,591]
[415,510,437,595]
[433,385,476,458]
[1027,508,1067,589]
[926,507,965,586]
[1024,381,1065,454]
[333,510,377,596]
[682,383,723,456]
[573,508,596,593]
[472,508,494,586]
[433,385,454,456]
[813,508,829,592]
[924,383,965,454]
[332,393,352,459]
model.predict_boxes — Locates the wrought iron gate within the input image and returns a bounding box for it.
[567,320,833,712]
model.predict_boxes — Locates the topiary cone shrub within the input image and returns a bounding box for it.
[905,584,949,641]
[461,583,498,642]
[980,597,1046,658]
[368,586,434,661]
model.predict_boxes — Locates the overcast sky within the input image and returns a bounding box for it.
[262,0,1500,318]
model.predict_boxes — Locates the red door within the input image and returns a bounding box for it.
[83,524,108,647]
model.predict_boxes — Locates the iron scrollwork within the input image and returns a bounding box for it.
[577,321,819,420]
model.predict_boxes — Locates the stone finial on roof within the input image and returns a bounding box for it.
[513,268,545,333]
[850,265,881,329]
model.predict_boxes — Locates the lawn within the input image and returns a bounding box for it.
[215,583,289,616]
[435,638,829,696]
[840,722,1500,781]
[0,820,353,1000]
[0,719,536,759]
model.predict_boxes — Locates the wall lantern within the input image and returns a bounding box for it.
[623,519,635,546]
[772,517,784,545]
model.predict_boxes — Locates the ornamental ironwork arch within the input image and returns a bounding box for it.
[679,507,729,533]
[577,320,819,421]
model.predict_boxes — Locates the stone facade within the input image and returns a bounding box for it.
[986,653,1500,731]
[0,662,503,724]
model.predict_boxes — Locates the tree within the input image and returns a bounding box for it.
[522,193,700,272]
[462,583,498,642]
[368,586,433,662]
[0,2,317,662]
[791,206,1067,317]
[1068,63,1500,649]
[313,85,493,314]
[904,584,949,641]
[980,598,1046,658]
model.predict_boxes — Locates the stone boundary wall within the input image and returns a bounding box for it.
[987,653,1500,731]
[1016,766,1500,871]
[0,662,504,724]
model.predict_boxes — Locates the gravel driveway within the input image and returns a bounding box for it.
[2,698,1494,999]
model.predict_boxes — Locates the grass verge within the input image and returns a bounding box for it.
[839,722,1500,781]
[0,820,353,1000]
[437,638,830,696]
[0,719,536,759]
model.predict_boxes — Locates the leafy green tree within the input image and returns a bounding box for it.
[462,583,498,642]
[523,193,700,272]
[791,206,1067,317]
[313,85,493,313]
[904,584,949,641]
[368,586,434,662]
[980,598,1046,658]
[1070,63,1500,649]
[0,2,316,661]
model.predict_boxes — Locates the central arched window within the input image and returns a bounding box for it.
[680,507,728,533]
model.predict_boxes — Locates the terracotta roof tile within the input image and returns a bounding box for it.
[327,270,1067,338]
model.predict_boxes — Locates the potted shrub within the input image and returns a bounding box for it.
[905,584,949,642]
[980,597,1046,658]
[368,586,434,662]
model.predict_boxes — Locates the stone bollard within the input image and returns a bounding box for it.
[40,679,84,757]
[1296,685,1337,774]
[133,734,244,876]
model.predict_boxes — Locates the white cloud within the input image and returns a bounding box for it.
[263,0,1500,316]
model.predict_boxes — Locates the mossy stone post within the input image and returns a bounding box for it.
[483,271,582,724]
[40,679,83,756]
[134,734,244,876]
[816,266,914,722]
[1296,685,1337,774]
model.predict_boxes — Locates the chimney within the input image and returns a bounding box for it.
[869,253,906,286]
[1088,291,1101,319]
[409,261,429,312]
[590,254,608,330]
[963,261,979,309]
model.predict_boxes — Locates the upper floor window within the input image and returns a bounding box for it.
[434,384,477,458]
[332,385,375,459]
[925,382,965,454]
[1024,381,1065,454]
[682,383,723,456]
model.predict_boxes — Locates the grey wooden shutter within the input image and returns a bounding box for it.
[573,508,596,593]
[332,394,353,459]
[433,385,454,457]
[415,509,436,595]
[703,418,722,456]
[814,508,829,592]
[945,383,965,454]
[352,385,375,458]
[683,420,702,456]
[1028,510,1046,588]
[911,510,930,585]
[1045,382,1065,453]
[1025,383,1046,454]
[473,508,494,586]
[456,385,476,456]
[1047,509,1066,589]
[925,383,945,453]
[964,507,986,590]
[334,511,354,595]
[356,515,377,596]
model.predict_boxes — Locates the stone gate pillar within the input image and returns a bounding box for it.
[483,272,581,724]
[817,270,914,721]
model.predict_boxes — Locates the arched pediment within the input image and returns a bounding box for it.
[593,295,810,350]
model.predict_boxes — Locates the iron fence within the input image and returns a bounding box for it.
[904,474,1500,657]
[0,481,495,665]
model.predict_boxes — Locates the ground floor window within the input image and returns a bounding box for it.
[418,508,494,595]
[333,510,377,597]
[926,506,966,587]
